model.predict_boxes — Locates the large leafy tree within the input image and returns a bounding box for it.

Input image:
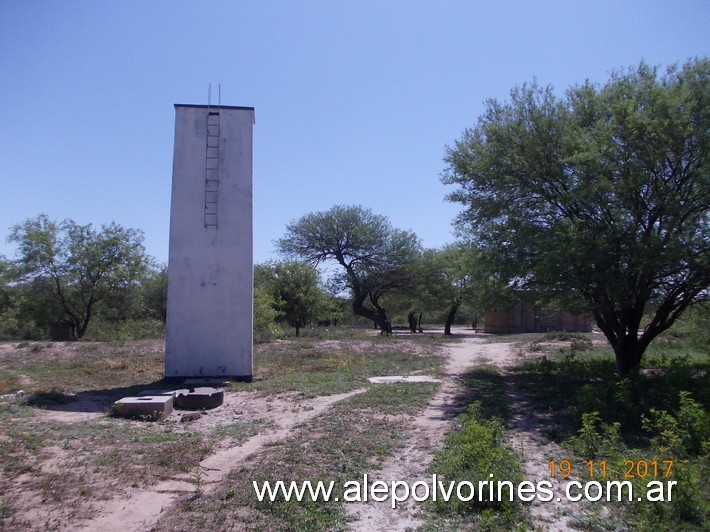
[278,205,421,333]
[442,59,709,373]
[271,261,330,337]
[8,214,149,339]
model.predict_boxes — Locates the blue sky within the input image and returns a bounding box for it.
[1,0,708,265]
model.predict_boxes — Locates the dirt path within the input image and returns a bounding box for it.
[348,331,581,531]
[348,331,492,530]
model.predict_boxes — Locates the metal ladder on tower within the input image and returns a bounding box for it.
[204,109,220,227]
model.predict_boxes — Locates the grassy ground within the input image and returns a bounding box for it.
[156,331,447,529]
[423,364,529,530]
[0,326,707,530]
[0,329,447,529]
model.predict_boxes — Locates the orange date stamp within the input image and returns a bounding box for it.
[549,459,674,479]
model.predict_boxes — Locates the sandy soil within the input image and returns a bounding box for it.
[73,389,365,531]
[3,384,367,530]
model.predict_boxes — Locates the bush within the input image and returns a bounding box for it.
[429,403,527,528]
[642,392,710,457]
[567,411,624,458]
[568,388,709,528]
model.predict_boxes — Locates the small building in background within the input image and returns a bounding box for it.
[484,296,591,334]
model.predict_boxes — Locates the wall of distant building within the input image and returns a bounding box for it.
[484,299,591,334]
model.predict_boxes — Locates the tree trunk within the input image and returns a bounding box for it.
[377,308,393,335]
[408,312,417,333]
[295,325,300,337]
[614,344,644,374]
[444,301,460,336]
[352,297,391,334]
[340,261,393,334]
[594,309,659,374]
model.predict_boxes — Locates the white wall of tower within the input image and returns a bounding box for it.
[165,104,254,379]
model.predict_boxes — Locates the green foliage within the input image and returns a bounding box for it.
[0,256,13,331]
[429,403,526,528]
[642,392,710,457]
[253,283,283,342]
[659,305,710,355]
[6,214,149,340]
[140,263,168,323]
[271,260,331,336]
[443,59,710,372]
[253,261,337,339]
[567,411,624,458]
[81,318,164,341]
[517,337,709,528]
[407,244,491,334]
[564,397,709,529]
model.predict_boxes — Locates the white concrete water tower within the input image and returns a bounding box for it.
[165,102,255,380]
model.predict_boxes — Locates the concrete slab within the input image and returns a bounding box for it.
[112,395,174,421]
[367,376,441,384]
[174,387,224,410]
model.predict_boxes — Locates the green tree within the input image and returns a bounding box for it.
[7,214,149,340]
[278,205,421,333]
[0,256,22,337]
[272,260,329,337]
[442,59,709,373]
[415,245,484,335]
[253,263,283,342]
[0,256,12,320]
[141,263,168,323]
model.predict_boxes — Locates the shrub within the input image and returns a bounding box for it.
[430,403,527,527]
[642,391,710,457]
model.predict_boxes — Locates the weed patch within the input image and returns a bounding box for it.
[427,403,528,529]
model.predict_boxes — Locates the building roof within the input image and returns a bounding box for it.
[174,104,255,111]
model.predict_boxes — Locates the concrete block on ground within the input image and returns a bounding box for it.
[137,389,184,397]
[112,395,174,421]
[174,387,224,410]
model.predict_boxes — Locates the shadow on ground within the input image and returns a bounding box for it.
[24,380,177,413]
